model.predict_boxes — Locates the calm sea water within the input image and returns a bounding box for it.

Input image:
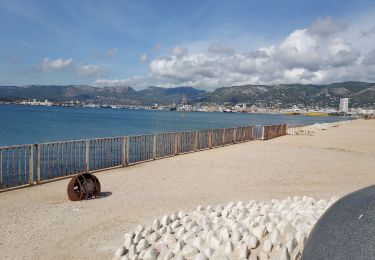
[0,105,349,146]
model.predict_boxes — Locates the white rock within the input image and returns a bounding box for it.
[204,247,215,258]
[143,248,158,260]
[246,235,259,249]
[159,226,168,235]
[193,237,204,249]
[295,231,307,246]
[175,255,187,260]
[124,231,135,240]
[220,255,230,260]
[142,227,152,237]
[220,227,230,240]
[224,240,234,255]
[174,240,185,253]
[178,211,186,219]
[152,219,161,231]
[195,252,208,260]
[164,234,177,246]
[182,216,192,224]
[260,215,270,225]
[128,245,137,259]
[171,213,178,222]
[124,235,133,249]
[161,215,171,226]
[271,246,290,260]
[133,232,143,244]
[277,220,296,237]
[115,246,127,257]
[231,230,242,243]
[252,225,267,240]
[121,255,130,260]
[153,241,168,255]
[136,239,150,252]
[285,238,297,254]
[269,230,282,245]
[182,245,199,257]
[148,232,161,242]
[263,239,273,253]
[166,226,173,234]
[295,223,310,233]
[163,252,174,260]
[238,243,248,258]
[136,225,145,233]
[226,202,234,210]
[171,220,181,229]
[139,249,146,259]
[187,220,198,230]
[209,234,222,249]
[266,222,277,233]
[182,231,196,242]
[258,251,269,260]
[175,226,186,238]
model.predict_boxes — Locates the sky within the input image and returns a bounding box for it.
[1,0,375,90]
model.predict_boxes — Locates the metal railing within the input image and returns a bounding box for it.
[0,124,287,191]
[287,124,314,135]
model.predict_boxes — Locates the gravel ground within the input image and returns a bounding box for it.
[0,119,374,259]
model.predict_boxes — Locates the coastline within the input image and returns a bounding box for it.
[0,119,375,259]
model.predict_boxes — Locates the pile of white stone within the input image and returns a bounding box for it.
[114,196,338,260]
[289,121,349,136]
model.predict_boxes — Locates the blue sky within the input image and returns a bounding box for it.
[1,0,375,89]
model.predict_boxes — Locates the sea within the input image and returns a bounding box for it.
[0,105,349,146]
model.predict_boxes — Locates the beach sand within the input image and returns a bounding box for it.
[1,119,375,259]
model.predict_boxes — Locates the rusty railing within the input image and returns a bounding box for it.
[0,124,288,191]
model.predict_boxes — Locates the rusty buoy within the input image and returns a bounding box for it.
[67,173,101,201]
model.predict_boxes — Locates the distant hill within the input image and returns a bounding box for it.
[199,81,375,108]
[0,85,206,106]
[0,81,374,107]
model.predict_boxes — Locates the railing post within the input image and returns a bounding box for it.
[262,126,266,140]
[175,132,180,155]
[29,145,34,185]
[152,134,157,160]
[85,140,90,173]
[0,147,2,190]
[125,136,129,166]
[233,128,237,144]
[121,137,126,166]
[194,130,198,151]
[36,144,40,184]
[209,129,213,149]
[222,128,225,146]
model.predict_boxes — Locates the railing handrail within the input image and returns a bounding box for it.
[0,124,289,191]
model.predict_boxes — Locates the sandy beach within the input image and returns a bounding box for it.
[1,119,375,259]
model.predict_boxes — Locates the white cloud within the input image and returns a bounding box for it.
[153,43,162,52]
[139,53,148,63]
[106,48,118,57]
[94,16,375,90]
[39,58,73,72]
[208,43,235,55]
[171,46,188,57]
[75,64,106,78]
[308,17,347,37]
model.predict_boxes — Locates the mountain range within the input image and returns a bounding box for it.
[0,81,374,108]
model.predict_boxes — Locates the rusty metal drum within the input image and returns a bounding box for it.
[67,173,101,201]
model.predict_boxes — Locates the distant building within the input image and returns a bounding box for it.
[339,98,349,113]
[181,95,187,106]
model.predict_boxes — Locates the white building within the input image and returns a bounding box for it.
[339,98,349,113]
